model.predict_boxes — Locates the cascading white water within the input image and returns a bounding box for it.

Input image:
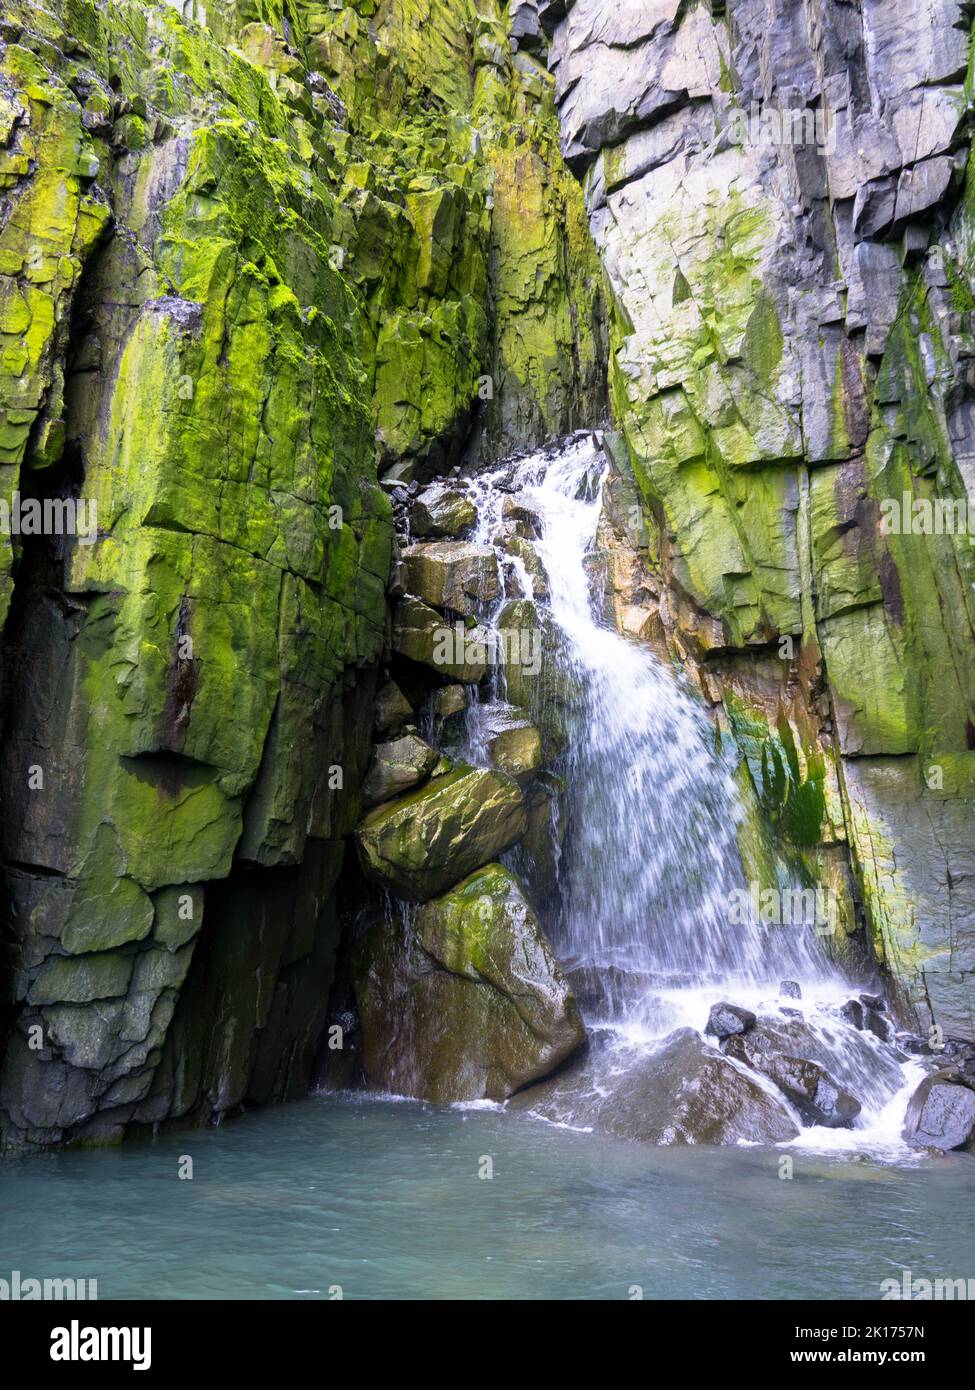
[468,439,826,993]
[456,438,927,1150]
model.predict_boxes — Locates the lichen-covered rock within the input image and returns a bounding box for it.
[374,680,414,735]
[391,595,492,682]
[352,863,584,1101]
[355,765,528,901]
[543,0,975,1037]
[410,483,477,538]
[434,683,468,718]
[482,703,543,780]
[0,0,608,1150]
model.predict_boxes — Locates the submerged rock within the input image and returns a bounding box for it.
[353,864,584,1102]
[361,735,439,808]
[511,1028,799,1144]
[704,1003,757,1040]
[841,996,891,1042]
[903,1071,975,1151]
[355,766,527,901]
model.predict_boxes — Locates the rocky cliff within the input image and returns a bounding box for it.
[0,0,605,1149]
[529,0,975,1042]
[1,0,973,1152]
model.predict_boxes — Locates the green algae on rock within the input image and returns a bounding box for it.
[355,765,527,901]
[352,862,584,1102]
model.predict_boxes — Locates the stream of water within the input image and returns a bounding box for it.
[3,1092,972,1300]
[457,439,929,1152]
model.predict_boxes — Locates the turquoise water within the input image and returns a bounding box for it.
[2,1092,974,1300]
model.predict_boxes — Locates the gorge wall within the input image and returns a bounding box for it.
[0,0,973,1152]
[0,0,605,1149]
[533,0,975,1042]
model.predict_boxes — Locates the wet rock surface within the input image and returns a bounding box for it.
[353,864,584,1103]
[356,767,528,902]
[903,1070,975,1151]
[361,735,440,808]
[705,1003,758,1040]
[511,1028,800,1145]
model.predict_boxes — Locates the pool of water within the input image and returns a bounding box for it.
[2,1092,973,1300]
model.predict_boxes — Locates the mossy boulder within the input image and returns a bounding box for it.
[355,766,527,901]
[353,863,584,1101]
[361,734,439,807]
[391,595,491,682]
[482,703,542,781]
[401,540,499,615]
[410,483,477,538]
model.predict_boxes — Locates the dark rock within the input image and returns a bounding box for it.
[511,1028,798,1144]
[780,980,802,999]
[760,1052,861,1128]
[864,1007,891,1042]
[704,1002,757,1040]
[374,680,413,734]
[841,999,865,1029]
[903,1071,975,1151]
[723,1015,904,1118]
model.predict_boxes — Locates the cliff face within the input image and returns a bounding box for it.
[1,0,973,1152]
[528,0,975,1041]
[0,0,605,1149]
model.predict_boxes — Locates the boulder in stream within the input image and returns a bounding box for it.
[355,766,527,901]
[482,704,543,781]
[510,1028,799,1144]
[401,541,499,615]
[392,596,490,682]
[353,864,584,1102]
[704,1002,757,1040]
[410,484,477,539]
[724,1038,861,1128]
[903,1071,975,1151]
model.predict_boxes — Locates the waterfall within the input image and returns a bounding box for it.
[467,439,825,999]
[453,437,925,1149]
